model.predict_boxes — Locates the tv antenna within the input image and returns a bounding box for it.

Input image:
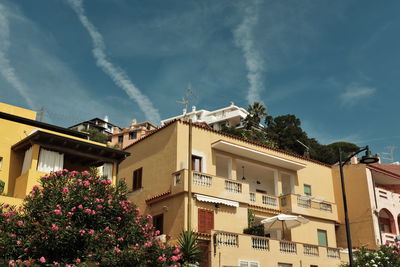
[176,84,197,112]
[381,146,396,163]
[38,107,45,122]
[296,139,310,158]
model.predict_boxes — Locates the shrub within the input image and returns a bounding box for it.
[0,170,181,266]
[341,243,400,267]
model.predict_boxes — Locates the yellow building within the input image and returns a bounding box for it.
[119,120,344,267]
[333,161,400,250]
[0,102,128,206]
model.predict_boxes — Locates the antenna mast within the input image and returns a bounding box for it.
[38,107,45,122]
[176,84,197,115]
[381,146,396,163]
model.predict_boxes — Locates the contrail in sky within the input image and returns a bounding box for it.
[234,0,264,104]
[0,3,35,109]
[66,0,161,123]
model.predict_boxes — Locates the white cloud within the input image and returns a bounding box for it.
[340,84,376,105]
[0,3,35,109]
[233,0,264,104]
[66,0,161,124]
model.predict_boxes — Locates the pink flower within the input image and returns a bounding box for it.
[144,242,153,247]
[81,170,90,176]
[97,205,103,209]
[9,259,15,266]
[65,265,71,267]
[52,224,59,231]
[67,212,74,216]
[16,240,22,246]
[23,260,30,266]
[171,255,180,261]
[75,258,81,263]
[101,179,108,185]
[54,209,62,215]
[114,247,122,253]
[53,261,59,265]
[91,210,96,215]
[78,205,83,210]
[62,187,69,194]
[56,170,63,176]
[117,217,122,222]
[173,247,180,255]
[79,229,86,236]
[83,180,90,186]
[88,229,95,234]
[84,208,91,214]
[39,257,46,263]
[17,220,24,226]
[24,248,29,252]
[157,254,167,262]
[33,185,39,190]
[118,237,124,242]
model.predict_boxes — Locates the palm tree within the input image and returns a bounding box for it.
[178,230,202,266]
[244,102,267,129]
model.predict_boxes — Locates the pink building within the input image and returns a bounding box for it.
[109,120,157,149]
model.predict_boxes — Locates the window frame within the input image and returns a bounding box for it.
[304,184,312,196]
[317,229,328,247]
[198,208,214,233]
[132,167,143,191]
[118,135,123,143]
[192,155,202,172]
[129,131,137,140]
[153,214,164,235]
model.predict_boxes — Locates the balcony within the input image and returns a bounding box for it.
[279,194,338,221]
[171,170,250,203]
[211,231,341,265]
[249,192,279,210]
[376,187,400,211]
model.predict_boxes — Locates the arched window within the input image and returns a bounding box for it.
[379,209,395,234]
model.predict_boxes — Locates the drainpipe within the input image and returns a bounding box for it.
[371,176,383,245]
[187,120,193,231]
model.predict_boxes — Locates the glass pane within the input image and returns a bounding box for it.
[304,184,312,196]
[317,230,328,246]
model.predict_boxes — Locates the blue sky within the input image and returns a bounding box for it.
[0,0,399,162]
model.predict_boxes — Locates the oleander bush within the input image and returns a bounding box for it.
[341,243,400,267]
[0,170,181,266]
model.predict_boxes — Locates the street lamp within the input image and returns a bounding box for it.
[339,146,379,266]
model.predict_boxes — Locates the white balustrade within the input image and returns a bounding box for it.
[193,172,212,187]
[252,237,269,250]
[217,232,239,247]
[225,180,242,193]
[327,248,340,259]
[279,241,297,254]
[303,244,319,256]
[262,195,278,207]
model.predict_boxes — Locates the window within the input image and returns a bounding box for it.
[317,229,328,247]
[132,168,143,191]
[278,264,292,267]
[129,131,137,140]
[192,155,202,172]
[239,260,259,267]
[198,209,213,233]
[304,184,312,196]
[118,135,123,143]
[153,214,164,234]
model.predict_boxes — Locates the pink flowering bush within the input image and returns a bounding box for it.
[0,170,181,266]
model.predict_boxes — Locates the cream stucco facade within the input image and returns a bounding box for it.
[119,120,345,267]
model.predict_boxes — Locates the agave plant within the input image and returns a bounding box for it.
[178,230,202,266]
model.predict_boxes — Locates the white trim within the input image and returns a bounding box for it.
[194,194,239,207]
[212,140,306,171]
[192,149,207,173]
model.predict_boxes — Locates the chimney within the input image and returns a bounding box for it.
[104,115,109,123]
[192,106,196,112]
[230,101,234,106]
[350,156,358,165]
[131,119,137,126]
[183,108,187,115]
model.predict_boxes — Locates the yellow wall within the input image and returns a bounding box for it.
[0,102,37,120]
[332,164,377,249]
[118,123,178,214]
[0,102,117,206]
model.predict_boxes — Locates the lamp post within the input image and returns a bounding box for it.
[339,146,379,266]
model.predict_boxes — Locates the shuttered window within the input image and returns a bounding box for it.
[239,260,259,267]
[198,209,213,233]
[192,155,202,172]
[317,229,328,247]
[133,168,142,191]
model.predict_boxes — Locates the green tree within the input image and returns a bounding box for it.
[83,128,109,144]
[244,102,267,129]
[1,170,181,266]
[264,114,309,156]
[341,245,400,267]
[178,230,202,266]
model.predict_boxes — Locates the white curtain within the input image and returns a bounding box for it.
[37,148,64,173]
[21,146,33,175]
[100,163,113,180]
